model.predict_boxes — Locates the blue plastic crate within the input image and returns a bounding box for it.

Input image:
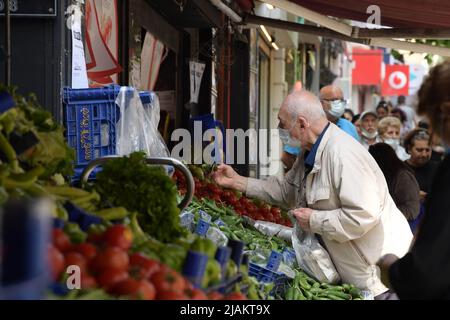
[63,86,154,180]
[195,219,210,236]
[248,250,287,284]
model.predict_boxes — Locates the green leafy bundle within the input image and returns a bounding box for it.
[93,152,185,243]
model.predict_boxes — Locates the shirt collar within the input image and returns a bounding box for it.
[305,122,330,168]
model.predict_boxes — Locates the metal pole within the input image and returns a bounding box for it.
[5,0,11,85]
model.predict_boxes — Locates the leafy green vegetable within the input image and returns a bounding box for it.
[93,152,185,243]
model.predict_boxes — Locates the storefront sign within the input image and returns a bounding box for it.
[0,0,57,17]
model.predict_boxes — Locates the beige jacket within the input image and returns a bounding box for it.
[246,123,413,296]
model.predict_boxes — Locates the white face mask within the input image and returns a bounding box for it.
[278,123,301,148]
[361,127,378,140]
[328,99,347,118]
[384,138,400,150]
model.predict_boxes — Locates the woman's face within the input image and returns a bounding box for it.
[383,126,400,140]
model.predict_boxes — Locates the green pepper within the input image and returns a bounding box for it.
[95,207,129,220]
[0,131,17,163]
[285,287,296,300]
[64,222,87,244]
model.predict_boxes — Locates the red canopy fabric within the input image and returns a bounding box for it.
[237,0,450,28]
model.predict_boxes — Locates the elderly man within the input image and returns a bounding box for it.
[319,85,359,141]
[281,85,358,170]
[213,90,413,298]
[359,110,379,149]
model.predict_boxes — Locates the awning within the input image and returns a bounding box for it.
[239,0,450,56]
[288,0,450,28]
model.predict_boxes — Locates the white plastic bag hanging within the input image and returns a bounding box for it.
[290,211,341,283]
[115,87,169,157]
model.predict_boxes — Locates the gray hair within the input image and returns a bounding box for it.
[283,90,326,122]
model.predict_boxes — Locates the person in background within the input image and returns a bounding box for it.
[369,143,420,222]
[386,101,394,114]
[281,85,359,171]
[342,108,355,122]
[404,129,440,202]
[319,85,359,141]
[376,101,389,119]
[377,116,410,161]
[359,110,379,149]
[377,61,450,299]
[391,107,411,138]
[213,89,412,299]
[352,114,362,137]
[397,95,418,133]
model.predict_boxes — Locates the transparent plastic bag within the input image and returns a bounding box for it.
[115,87,169,157]
[289,211,341,283]
[252,220,293,244]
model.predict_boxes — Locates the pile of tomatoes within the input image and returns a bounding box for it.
[173,170,292,227]
[49,224,246,300]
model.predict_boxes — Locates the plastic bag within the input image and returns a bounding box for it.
[252,220,293,244]
[290,211,340,283]
[116,87,169,157]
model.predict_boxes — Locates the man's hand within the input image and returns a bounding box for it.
[212,164,247,192]
[292,208,313,232]
[376,254,399,289]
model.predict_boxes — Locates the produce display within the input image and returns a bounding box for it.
[174,166,292,227]
[0,86,368,301]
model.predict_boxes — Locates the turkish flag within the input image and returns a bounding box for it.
[352,49,382,85]
[382,65,410,96]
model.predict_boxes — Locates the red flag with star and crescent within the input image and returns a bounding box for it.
[382,65,410,96]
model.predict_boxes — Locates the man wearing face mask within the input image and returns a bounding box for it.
[360,110,379,149]
[281,85,359,171]
[213,90,413,299]
[319,85,359,141]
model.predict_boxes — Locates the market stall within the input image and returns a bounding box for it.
[0,84,366,300]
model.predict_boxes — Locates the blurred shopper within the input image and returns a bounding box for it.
[404,129,439,201]
[378,116,410,161]
[376,101,389,119]
[369,143,420,222]
[377,61,450,299]
[359,110,379,149]
[391,107,410,138]
[397,95,418,133]
[343,108,355,122]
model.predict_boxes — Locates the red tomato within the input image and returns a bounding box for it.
[150,270,185,292]
[103,225,133,250]
[91,247,129,272]
[48,244,65,281]
[254,214,264,221]
[129,253,160,279]
[266,213,274,222]
[81,274,98,289]
[270,207,281,216]
[112,278,156,300]
[207,291,224,300]
[64,252,88,273]
[186,288,208,300]
[224,292,247,300]
[87,231,104,244]
[98,268,129,290]
[71,243,97,260]
[260,207,270,217]
[157,290,187,300]
[52,229,71,252]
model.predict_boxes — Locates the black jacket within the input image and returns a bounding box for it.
[389,155,450,299]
